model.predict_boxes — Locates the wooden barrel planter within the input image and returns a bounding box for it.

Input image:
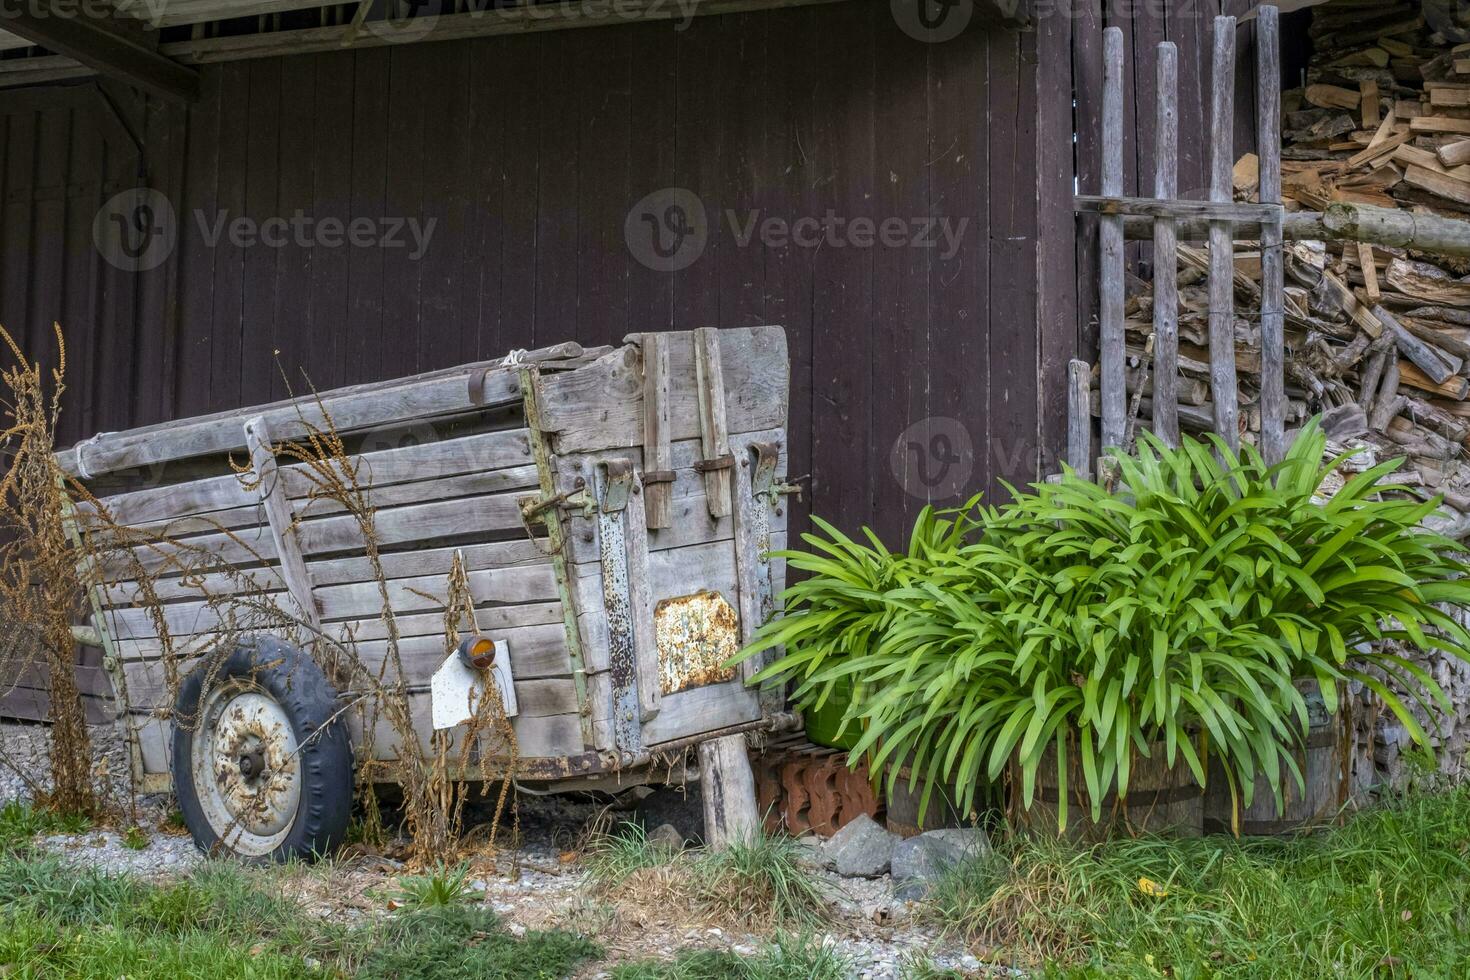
[884,767,967,838]
[1018,741,1204,839]
[1203,688,1350,836]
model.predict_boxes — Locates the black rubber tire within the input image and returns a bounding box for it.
[172,636,353,863]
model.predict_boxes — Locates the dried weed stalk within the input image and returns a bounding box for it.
[0,324,96,815]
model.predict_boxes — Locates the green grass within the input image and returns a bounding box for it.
[584,821,682,886]
[586,825,829,929]
[0,800,90,851]
[0,850,600,980]
[925,787,1470,978]
[358,905,600,980]
[611,933,849,979]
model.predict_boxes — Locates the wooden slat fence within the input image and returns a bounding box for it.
[1071,7,1288,472]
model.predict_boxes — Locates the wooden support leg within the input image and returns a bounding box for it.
[699,734,760,848]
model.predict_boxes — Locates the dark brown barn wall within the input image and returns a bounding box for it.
[1,3,1070,559]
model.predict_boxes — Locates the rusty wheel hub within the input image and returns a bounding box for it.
[190,682,303,857]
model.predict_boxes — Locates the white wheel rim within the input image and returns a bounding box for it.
[190,680,303,857]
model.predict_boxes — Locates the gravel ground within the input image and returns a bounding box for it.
[0,720,994,977]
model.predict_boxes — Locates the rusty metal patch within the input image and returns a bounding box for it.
[654,590,739,695]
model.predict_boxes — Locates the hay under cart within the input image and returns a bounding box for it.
[56,325,796,860]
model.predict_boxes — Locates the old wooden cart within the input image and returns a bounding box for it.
[57,325,794,859]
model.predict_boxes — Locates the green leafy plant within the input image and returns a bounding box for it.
[389,861,477,909]
[122,825,150,851]
[738,505,979,748]
[741,420,1470,830]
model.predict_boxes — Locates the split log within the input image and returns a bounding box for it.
[1371,304,1460,383]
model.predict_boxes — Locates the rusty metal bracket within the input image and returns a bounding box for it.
[597,458,634,514]
[641,469,675,486]
[596,461,643,759]
[693,453,735,474]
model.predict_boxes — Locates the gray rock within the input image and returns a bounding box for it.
[891,828,990,901]
[823,814,899,878]
[648,822,685,851]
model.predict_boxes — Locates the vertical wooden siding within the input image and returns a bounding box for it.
[2,4,1065,555]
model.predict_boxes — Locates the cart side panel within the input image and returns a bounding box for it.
[537,327,791,758]
[81,412,595,782]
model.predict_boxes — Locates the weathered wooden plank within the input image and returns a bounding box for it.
[102,539,550,606]
[83,428,535,531]
[244,416,320,629]
[693,327,734,519]
[114,622,573,689]
[61,363,523,477]
[1075,196,1280,223]
[101,591,566,644]
[640,332,673,529]
[1153,40,1181,449]
[642,679,760,747]
[538,326,788,453]
[314,565,559,621]
[360,692,584,760]
[294,491,525,555]
[1066,360,1092,475]
[1208,15,1241,451]
[1100,27,1126,451]
[1257,5,1286,465]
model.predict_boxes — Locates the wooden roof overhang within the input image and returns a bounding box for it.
[0,0,1032,101]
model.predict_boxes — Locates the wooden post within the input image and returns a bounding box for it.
[698,734,759,848]
[1100,27,1126,452]
[1066,359,1092,478]
[243,416,321,630]
[639,333,673,529]
[1153,41,1180,448]
[693,328,733,519]
[1208,16,1241,452]
[1258,5,1287,464]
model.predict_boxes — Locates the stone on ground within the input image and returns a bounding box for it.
[823,814,899,878]
[891,827,991,900]
[648,822,685,851]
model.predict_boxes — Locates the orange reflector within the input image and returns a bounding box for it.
[457,635,497,670]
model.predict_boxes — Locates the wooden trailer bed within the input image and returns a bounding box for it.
[55,326,794,808]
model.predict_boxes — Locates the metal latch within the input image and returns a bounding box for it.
[518,480,594,525]
[748,442,806,505]
[598,459,634,514]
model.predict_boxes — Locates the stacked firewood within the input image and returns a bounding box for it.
[1117,0,1470,521]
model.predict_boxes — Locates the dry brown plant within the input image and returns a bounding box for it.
[0,324,96,815]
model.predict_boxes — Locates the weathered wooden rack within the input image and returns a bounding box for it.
[1072,8,1288,468]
